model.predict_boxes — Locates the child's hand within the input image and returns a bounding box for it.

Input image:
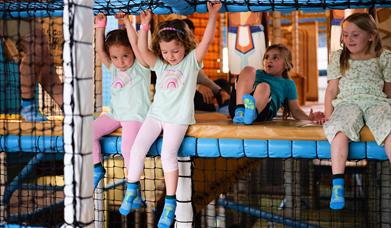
[95,13,107,28]
[308,109,325,124]
[140,10,152,25]
[116,12,132,27]
[207,1,222,15]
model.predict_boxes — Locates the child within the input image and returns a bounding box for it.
[229,44,324,124]
[322,13,391,210]
[93,13,151,191]
[118,2,221,227]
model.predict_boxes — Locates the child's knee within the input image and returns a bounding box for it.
[161,155,178,172]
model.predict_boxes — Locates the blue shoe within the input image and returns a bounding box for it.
[233,107,244,124]
[119,183,144,215]
[330,178,345,210]
[20,103,47,122]
[158,197,176,228]
[243,94,257,125]
[93,165,106,190]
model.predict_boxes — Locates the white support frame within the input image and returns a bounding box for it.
[63,0,94,227]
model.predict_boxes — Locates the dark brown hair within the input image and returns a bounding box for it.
[104,29,132,55]
[151,19,197,62]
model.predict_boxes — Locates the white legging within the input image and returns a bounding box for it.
[127,117,188,182]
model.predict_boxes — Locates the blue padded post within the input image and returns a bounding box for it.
[243,139,268,158]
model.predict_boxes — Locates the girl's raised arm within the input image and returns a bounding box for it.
[137,10,157,68]
[195,1,221,63]
[117,13,148,67]
[95,14,111,68]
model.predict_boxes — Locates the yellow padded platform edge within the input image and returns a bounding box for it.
[0,113,375,141]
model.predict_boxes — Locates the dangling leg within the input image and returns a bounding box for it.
[158,123,188,228]
[119,117,162,215]
[92,115,121,190]
[329,132,349,210]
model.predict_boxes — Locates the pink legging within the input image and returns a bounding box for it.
[127,117,188,182]
[93,114,142,169]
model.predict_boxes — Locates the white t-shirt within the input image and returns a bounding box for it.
[149,50,202,125]
[109,59,151,121]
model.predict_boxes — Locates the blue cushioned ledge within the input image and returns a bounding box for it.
[292,141,317,158]
[349,142,366,160]
[178,137,196,157]
[219,139,244,157]
[269,140,291,158]
[243,140,268,158]
[197,138,220,157]
[317,141,331,159]
[366,142,388,160]
[0,135,387,160]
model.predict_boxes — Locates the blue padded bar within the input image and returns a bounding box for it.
[100,136,120,155]
[367,142,388,160]
[0,135,388,160]
[317,141,330,159]
[161,0,195,15]
[292,141,317,158]
[243,139,268,158]
[178,137,196,157]
[0,135,63,153]
[1,1,390,18]
[197,138,220,157]
[269,140,291,158]
[219,138,244,157]
[349,142,366,160]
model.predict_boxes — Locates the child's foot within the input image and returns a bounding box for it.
[20,103,47,122]
[93,164,106,190]
[233,106,244,124]
[158,196,176,228]
[119,183,144,215]
[330,178,345,210]
[243,94,257,125]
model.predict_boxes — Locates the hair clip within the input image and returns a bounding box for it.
[159,27,185,34]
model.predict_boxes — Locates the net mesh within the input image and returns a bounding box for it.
[0,0,391,227]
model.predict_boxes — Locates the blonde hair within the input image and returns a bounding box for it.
[151,19,197,62]
[264,44,293,119]
[339,13,382,75]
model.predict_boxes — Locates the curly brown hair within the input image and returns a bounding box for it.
[151,19,197,62]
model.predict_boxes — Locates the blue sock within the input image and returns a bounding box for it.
[119,182,144,215]
[21,98,47,122]
[243,94,257,125]
[158,196,177,228]
[233,106,244,124]
[330,178,345,210]
[93,163,106,190]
